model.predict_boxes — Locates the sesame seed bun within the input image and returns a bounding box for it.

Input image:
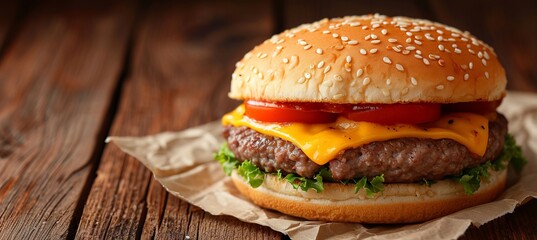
[231,168,506,223]
[229,14,506,104]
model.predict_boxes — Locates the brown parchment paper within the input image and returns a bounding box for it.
[106,91,537,240]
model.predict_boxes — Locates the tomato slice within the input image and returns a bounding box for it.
[344,103,441,125]
[443,100,502,114]
[244,100,338,123]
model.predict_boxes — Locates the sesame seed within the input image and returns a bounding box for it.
[478,51,483,58]
[347,40,358,45]
[365,35,371,40]
[415,35,422,40]
[362,77,371,86]
[371,40,381,44]
[436,84,445,90]
[469,62,473,69]
[438,59,445,66]
[406,46,416,50]
[411,77,418,85]
[402,50,410,55]
[386,79,391,85]
[317,61,325,68]
[438,44,445,51]
[297,77,306,83]
[464,73,469,80]
[282,58,289,63]
[260,53,268,59]
[332,33,339,38]
[304,72,311,79]
[396,64,404,71]
[381,29,388,35]
[482,59,487,66]
[437,36,444,41]
[298,39,307,45]
[276,45,283,50]
[276,39,285,44]
[341,36,349,41]
[253,68,258,74]
[406,32,412,36]
[446,76,455,81]
[454,48,462,54]
[316,48,323,54]
[304,45,312,50]
[383,56,392,64]
[452,44,458,48]
[360,49,367,55]
[468,49,476,54]
[370,48,378,54]
[350,22,360,27]
[392,46,401,52]
[323,65,331,74]
[356,69,364,77]
[388,38,398,43]
[423,58,430,65]
[485,71,489,79]
[416,50,422,55]
[436,30,444,34]
[406,38,412,43]
[371,34,378,39]
[346,55,352,63]
[322,30,330,34]
[425,34,434,40]
[414,40,422,45]
[484,51,490,60]
[333,93,345,100]
[414,54,422,59]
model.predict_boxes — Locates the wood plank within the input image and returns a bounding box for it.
[280,0,423,31]
[0,2,18,50]
[76,1,281,239]
[0,1,135,239]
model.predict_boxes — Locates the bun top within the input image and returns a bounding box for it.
[229,14,506,104]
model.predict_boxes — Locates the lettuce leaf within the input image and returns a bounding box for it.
[498,134,527,172]
[452,133,527,195]
[354,175,385,197]
[214,144,240,176]
[237,160,264,188]
[215,145,264,188]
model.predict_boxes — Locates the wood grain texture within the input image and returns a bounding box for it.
[0,2,18,50]
[279,0,423,31]
[76,1,281,239]
[0,1,135,239]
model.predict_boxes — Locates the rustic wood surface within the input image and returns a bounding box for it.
[0,0,535,239]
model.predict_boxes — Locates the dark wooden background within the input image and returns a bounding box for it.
[0,0,536,239]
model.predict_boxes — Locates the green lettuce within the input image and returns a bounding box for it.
[354,175,385,197]
[451,133,527,195]
[283,169,331,193]
[237,160,264,188]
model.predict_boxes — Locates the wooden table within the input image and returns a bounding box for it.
[1,0,536,239]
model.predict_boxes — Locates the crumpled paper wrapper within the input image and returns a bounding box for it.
[107,91,537,240]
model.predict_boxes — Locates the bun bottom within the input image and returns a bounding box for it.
[231,169,507,223]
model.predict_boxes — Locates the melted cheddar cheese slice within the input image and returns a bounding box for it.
[222,105,489,165]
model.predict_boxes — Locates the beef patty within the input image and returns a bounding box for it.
[223,114,507,183]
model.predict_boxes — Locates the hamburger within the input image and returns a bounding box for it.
[215,14,526,223]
